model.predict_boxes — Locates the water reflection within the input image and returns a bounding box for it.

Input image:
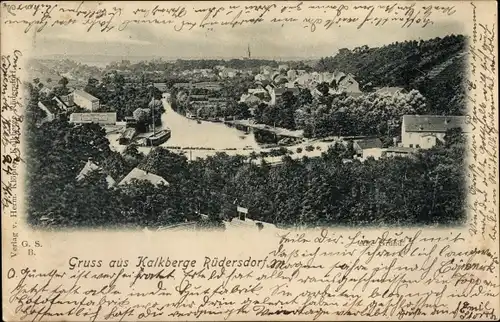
[107,100,260,159]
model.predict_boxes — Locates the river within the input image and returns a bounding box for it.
[108,100,261,159]
[107,100,335,161]
[159,100,260,150]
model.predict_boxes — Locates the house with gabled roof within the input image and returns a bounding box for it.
[119,167,169,186]
[76,158,116,188]
[401,115,469,149]
[353,138,384,160]
[73,89,100,111]
[38,101,61,123]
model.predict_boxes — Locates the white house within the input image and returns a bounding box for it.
[384,147,418,158]
[248,88,268,96]
[401,115,469,149]
[254,74,268,82]
[73,89,100,111]
[278,64,289,71]
[337,74,361,93]
[353,138,384,160]
[219,68,238,78]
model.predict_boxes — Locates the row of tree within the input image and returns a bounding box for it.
[252,87,427,143]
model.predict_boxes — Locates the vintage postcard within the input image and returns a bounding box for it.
[1,0,499,321]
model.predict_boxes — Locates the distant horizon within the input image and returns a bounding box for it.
[33,53,322,63]
[34,25,465,64]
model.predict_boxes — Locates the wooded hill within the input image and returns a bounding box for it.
[316,34,468,115]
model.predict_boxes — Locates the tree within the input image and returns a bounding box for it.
[316,82,330,96]
[298,88,313,105]
[59,77,69,88]
[133,108,151,123]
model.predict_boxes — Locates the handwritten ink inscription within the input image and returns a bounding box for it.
[1,49,24,260]
[466,2,498,243]
[5,230,499,321]
[1,1,458,34]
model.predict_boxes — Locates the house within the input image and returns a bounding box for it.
[189,94,209,102]
[153,83,168,92]
[239,94,262,105]
[287,69,297,81]
[70,112,117,125]
[401,115,469,149]
[375,87,405,95]
[248,88,268,96]
[61,94,74,106]
[260,65,274,75]
[268,87,300,105]
[118,167,169,186]
[317,72,333,83]
[278,64,289,71]
[39,87,52,96]
[275,87,300,97]
[38,101,60,122]
[219,68,238,78]
[272,74,288,86]
[119,128,137,145]
[173,83,193,90]
[76,159,116,188]
[193,82,223,91]
[52,96,70,111]
[73,89,100,111]
[337,74,361,93]
[384,147,418,158]
[353,138,384,160]
[312,87,324,98]
[254,74,268,82]
[293,73,315,87]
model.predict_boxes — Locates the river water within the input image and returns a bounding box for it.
[159,100,260,150]
[107,100,334,161]
[107,100,260,159]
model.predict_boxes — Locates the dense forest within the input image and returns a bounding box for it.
[26,85,467,229]
[83,75,164,121]
[316,34,467,115]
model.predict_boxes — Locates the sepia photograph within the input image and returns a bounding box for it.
[24,11,469,231]
[2,1,498,321]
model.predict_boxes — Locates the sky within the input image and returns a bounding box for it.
[33,8,465,61]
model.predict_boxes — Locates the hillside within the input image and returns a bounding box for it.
[316,34,467,114]
[414,54,467,115]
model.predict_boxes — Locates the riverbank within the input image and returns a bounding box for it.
[106,100,342,161]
